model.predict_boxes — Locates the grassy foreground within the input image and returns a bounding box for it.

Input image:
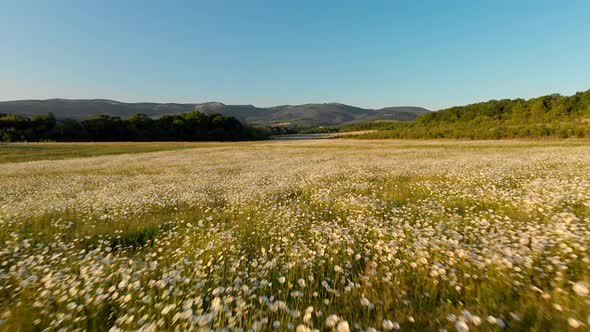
[0,140,589,331]
[0,142,224,164]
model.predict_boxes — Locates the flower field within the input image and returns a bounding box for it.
[1,140,589,331]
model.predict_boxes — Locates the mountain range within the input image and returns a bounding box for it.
[0,99,429,127]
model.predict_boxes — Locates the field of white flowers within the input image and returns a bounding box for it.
[1,140,589,331]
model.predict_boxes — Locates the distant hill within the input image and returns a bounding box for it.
[0,99,195,120]
[0,99,429,127]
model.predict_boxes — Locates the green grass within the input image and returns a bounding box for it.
[3,140,587,166]
[1,140,589,331]
[0,142,223,163]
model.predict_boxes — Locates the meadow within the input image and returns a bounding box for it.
[0,140,589,331]
[0,142,220,164]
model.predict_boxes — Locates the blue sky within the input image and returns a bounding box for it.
[2,0,590,110]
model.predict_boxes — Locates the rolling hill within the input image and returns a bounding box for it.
[353,89,590,139]
[0,99,429,127]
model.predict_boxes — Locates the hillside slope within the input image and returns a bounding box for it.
[355,90,590,139]
[0,99,429,126]
[0,99,195,120]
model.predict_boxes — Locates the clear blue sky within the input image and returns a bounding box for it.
[2,0,590,110]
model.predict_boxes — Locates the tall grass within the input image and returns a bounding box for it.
[0,140,589,331]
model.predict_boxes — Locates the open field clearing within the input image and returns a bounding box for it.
[0,142,224,164]
[1,140,589,331]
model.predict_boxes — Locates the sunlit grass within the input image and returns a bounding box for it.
[0,139,589,331]
[0,142,227,164]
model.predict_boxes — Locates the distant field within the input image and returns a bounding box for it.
[270,131,374,140]
[0,142,224,163]
[1,139,589,331]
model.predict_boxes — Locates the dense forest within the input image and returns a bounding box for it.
[0,111,267,142]
[312,90,590,139]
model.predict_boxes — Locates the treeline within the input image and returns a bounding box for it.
[299,121,404,134]
[0,111,267,142]
[354,90,590,139]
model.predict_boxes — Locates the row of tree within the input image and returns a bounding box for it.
[0,111,267,142]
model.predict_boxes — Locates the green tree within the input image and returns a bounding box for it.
[511,103,529,123]
[529,99,547,122]
[1,129,13,142]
